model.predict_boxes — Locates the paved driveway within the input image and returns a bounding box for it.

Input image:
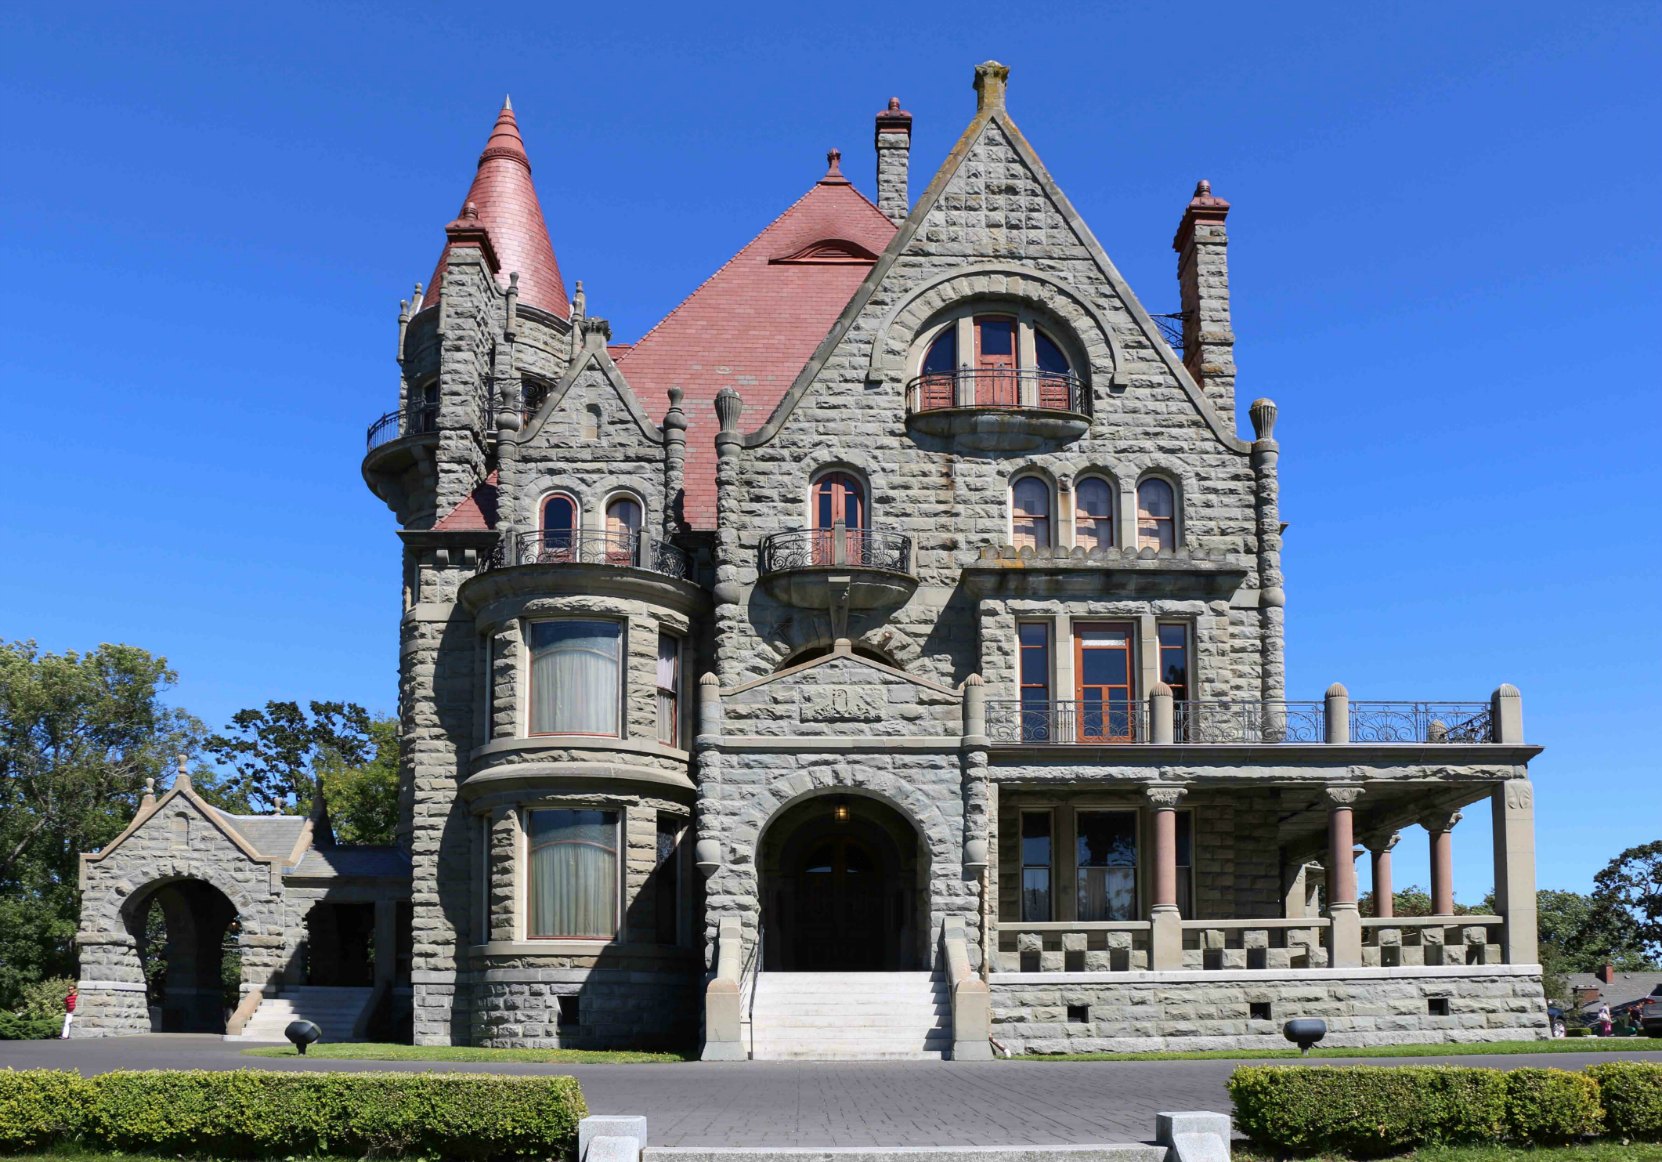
[4,1036,1659,1147]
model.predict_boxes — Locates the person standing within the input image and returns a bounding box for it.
[60,986,77,1039]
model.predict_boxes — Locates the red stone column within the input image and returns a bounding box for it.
[1366,831,1400,918]
[1424,810,1463,917]
[1147,785,1186,969]
[1325,786,1364,966]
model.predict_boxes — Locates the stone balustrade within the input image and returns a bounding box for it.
[997,921,1152,973]
[1362,915,1505,968]
[1179,918,1333,971]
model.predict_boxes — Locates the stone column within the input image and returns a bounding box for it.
[1147,785,1187,970]
[1492,779,1538,964]
[1249,398,1286,703]
[1150,681,1175,745]
[662,387,687,536]
[1325,786,1364,967]
[1364,831,1401,918]
[1422,809,1463,917]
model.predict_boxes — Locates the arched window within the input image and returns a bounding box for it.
[539,494,579,562]
[1033,328,1072,410]
[1075,476,1115,551]
[1011,475,1053,551]
[919,327,958,411]
[1137,478,1177,552]
[811,471,866,565]
[605,496,643,565]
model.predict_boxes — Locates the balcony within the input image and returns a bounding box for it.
[904,369,1089,451]
[987,697,1496,746]
[366,403,439,453]
[488,529,689,580]
[757,527,916,613]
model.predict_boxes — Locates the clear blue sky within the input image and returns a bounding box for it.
[2,2,1658,903]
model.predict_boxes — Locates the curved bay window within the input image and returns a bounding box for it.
[605,496,643,566]
[529,620,621,737]
[811,471,866,565]
[1137,478,1177,552]
[1074,476,1115,551]
[1011,475,1053,550]
[527,808,619,940]
[913,314,1078,411]
[540,494,578,561]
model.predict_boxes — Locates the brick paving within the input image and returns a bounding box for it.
[3,1036,1658,1147]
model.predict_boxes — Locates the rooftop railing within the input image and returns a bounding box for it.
[987,697,1498,745]
[905,368,1085,415]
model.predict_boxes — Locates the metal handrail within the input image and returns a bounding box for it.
[1349,702,1492,744]
[758,528,913,575]
[986,699,1150,744]
[1174,700,1326,744]
[905,368,1085,415]
[365,403,440,451]
[742,912,763,1059]
[489,529,689,580]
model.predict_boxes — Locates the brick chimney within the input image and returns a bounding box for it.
[1599,963,1615,984]
[1173,179,1236,420]
[875,97,912,224]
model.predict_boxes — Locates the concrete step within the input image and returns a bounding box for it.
[750,971,950,1060]
[225,986,373,1042]
[645,1147,1166,1162]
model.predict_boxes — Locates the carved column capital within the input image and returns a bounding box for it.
[1362,829,1401,854]
[1144,785,1187,809]
[1419,808,1464,835]
[1323,785,1364,808]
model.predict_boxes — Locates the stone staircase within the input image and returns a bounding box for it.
[226,986,374,1043]
[749,972,950,1060]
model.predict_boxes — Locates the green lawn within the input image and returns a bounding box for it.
[242,1040,690,1064]
[1238,1144,1662,1162]
[1021,1037,1662,1063]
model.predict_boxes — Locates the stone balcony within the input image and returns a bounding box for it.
[904,369,1090,451]
[487,528,689,580]
[757,527,917,613]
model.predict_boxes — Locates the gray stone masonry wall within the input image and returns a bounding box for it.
[432,251,497,523]
[990,967,1549,1053]
[717,116,1267,704]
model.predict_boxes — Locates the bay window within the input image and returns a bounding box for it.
[527,808,619,940]
[529,620,621,736]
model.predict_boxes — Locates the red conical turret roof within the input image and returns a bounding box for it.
[423,98,569,317]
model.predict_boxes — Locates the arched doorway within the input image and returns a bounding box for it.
[126,878,241,1033]
[760,794,925,972]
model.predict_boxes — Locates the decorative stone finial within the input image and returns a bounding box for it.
[714,387,744,434]
[974,61,1010,111]
[962,673,984,687]
[462,200,479,220]
[174,754,192,793]
[143,777,156,801]
[664,386,687,431]
[580,316,612,351]
[888,97,900,111]
[699,671,721,688]
[1325,682,1349,698]
[1250,398,1278,442]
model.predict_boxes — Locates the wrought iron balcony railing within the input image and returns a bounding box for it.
[987,699,1151,744]
[366,403,439,451]
[488,529,689,580]
[987,698,1496,745]
[1175,700,1326,744]
[905,369,1085,415]
[1349,702,1492,744]
[759,528,913,576]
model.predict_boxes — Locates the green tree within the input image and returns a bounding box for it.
[317,716,400,844]
[0,641,198,1007]
[203,700,371,815]
[1359,884,1476,918]
[1588,840,1662,964]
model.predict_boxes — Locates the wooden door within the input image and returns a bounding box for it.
[1075,623,1135,742]
[793,837,883,971]
[975,315,1019,407]
[812,472,865,565]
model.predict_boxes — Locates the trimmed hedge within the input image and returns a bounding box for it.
[1503,1067,1603,1143]
[1587,1061,1662,1141]
[0,1014,60,1041]
[1229,1065,1507,1157]
[0,1068,586,1159]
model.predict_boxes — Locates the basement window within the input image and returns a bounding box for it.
[557,994,580,1028]
[1250,1002,1273,1022]
[1428,997,1451,1017]
[1067,1004,1089,1024]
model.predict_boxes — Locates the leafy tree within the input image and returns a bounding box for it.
[0,641,199,1007]
[203,700,371,815]
[1359,884,1476,918]
[1588,840,1662,964]
[1533,888,1653,973]
[317,716,400,844]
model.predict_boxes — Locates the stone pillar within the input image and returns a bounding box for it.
[1147,785,1186,970]
[1150,681,1174,745]
[1492,780,1538,964]
[711,388,746,686]
[1422,809,1462,917]
[1491,683,1524,744]
[662,387,687,536]
[874,97,912,224]
[1364,831,1400,918]
[1324,786,1364,967]
[1172,179,1235,418]
[1324,683,1350,744]
[1249,399,1286,703]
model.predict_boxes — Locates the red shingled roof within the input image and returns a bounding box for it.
[616,154,897,529]
[433,471,500,531]
[424,99,569,318]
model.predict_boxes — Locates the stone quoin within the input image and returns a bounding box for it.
[71,64,1547,1057]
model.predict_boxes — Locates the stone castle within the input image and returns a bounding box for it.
[72,63,1548,1057]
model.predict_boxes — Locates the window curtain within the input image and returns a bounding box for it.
[1076,812,1138,921]
[530,621,620,735]
[528,810,618,939]
[656,634,679,745]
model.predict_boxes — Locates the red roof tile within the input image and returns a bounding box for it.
[433,470,500,531]
[424,100,569,318]
[616,160,897,528]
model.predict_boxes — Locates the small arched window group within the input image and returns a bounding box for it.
[1009,474,1178,553]
[540,492,644,565]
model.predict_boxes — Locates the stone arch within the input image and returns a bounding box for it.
[865,264,1121,389]
[120,875,243,1033]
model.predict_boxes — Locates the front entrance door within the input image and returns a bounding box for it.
[791,836,883,971]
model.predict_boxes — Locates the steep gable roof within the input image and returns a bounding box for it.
[423,99,570,318]
[433,470,500,532]
[615,152,897,528]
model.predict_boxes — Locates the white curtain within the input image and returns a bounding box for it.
[530,621,620,735]
[656,634,679,745]
[528,810,618,939]
[1077,868,1137,921]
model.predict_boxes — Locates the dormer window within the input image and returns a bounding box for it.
[910,312,1082,415]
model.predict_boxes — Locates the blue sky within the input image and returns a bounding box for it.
[2,2,1658,903]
